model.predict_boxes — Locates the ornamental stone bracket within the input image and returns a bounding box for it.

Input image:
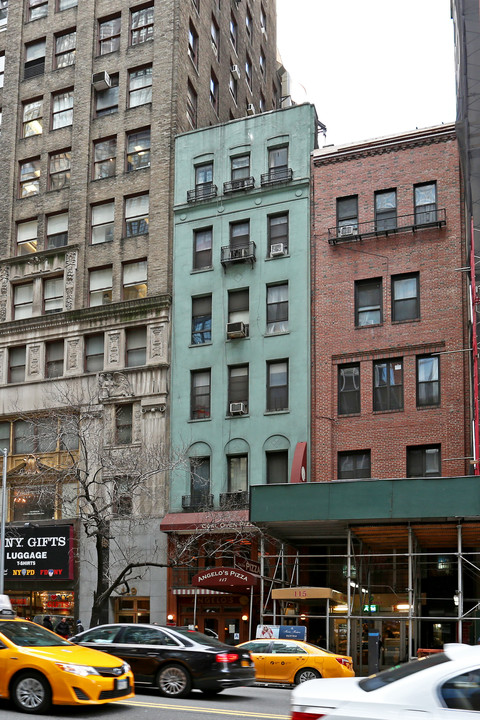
[98,372,134,402]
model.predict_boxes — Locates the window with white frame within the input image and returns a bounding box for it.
[58,0,77,9]
[392,272,419,322]
[266,283,288,334]
[19,159,40,198]
[268,213,288,255]
[125,194,149,236]
[52,90,73,129]
[193,227,212,270]
[128,66,152,107]
[49,149,71,189]
[123,260,147,300]
[43,276,64,314]
[14,283,34,319]
[93,137,116,179]
[414,182,437,225]
[228,365,248,414]
[89,267,112,306]
[17,219,38,255]
[338,363,360,415]
[417,355,440,407]
[46,213,68,249]
[355,278,382,327]
[95,74,119,116]
[228,288,249,336]
[266,360,288,411]
[227,455,248,493]
[98,16,121,55]
[130,4,153,45]
[54,30,76,68]
[91,202,114,244]
[23,99,43,137]
[126,128,150,171]
[191,369,211,419]
[0,0,7,30]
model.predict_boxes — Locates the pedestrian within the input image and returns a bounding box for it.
[76,619,85,633]
[55,618,70,638]
[42,615,54,631]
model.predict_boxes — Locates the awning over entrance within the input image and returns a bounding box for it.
[272,587,347,604]
[192,566,258,591]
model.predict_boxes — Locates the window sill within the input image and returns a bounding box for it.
[355,323,383,329]
[191,267,214,274]
[188,417,212,423]
[189,342,212,348]
[265,254,290,262]
[337,412,361,418]
[106,442,142,450]
[126,102,153,113]
[226,413,249,419]
[264,330,290,338]
[122,232,149,240]
[372,408,404,415]
[264,409,289,415]
[391,318,420,325]
[416,404,441,410]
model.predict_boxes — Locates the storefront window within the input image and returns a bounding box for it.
[115,596,150,623]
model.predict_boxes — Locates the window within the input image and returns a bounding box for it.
[85,334,104,372]
[373,359,403,411]
[192,295,212,344]
[337,195,358,233]
[267,360,288,411]
[391,272,419,322]
[375,189,397,231]
[89,267,112,306]
[355,278,382,326]
[128,66,152,107]
[193,227,212,270]
[229,14,237,50]
[123,260,147,300]
[47,212,68,249]
[229,69,237,102]
[115,404,132,445]
[19,158,40,197]
[268,213,288,255]
[95,74,119,116]
[23,99,43,137]
[191,369,211,419]
[338,451,371,479]
[245,54,252,88]
[58,0,77,9]
[93,137,116,179]
[0,422,10,453]
[260,5,267,33]
[125,194,149,236]
[228,365,248,413]
[0,53,4,87]
[43,277,63,314]
[259,93,265,113]
[259,49,266,77]
[230,220,249,251]
[99,16,121,55]
[52,90,73,129]
[211,16,219,58]
[49,149,71,189]
[228,455,248,492]
[24,39,45,78]
[112,477,133,516]
[55,30,76,68]
[245,6,252,38]
[195,162,213,194]
[46,340,64,377]
[338,363,360,415]
[0,0,7,30]
[210,71,219,113]
[266,451,288,484]
[17,220,38,255]
[441,669,480,711]
[266,284,288,334]
[130,4,153,45]
[417,355,440,407]
[91,202,114,244]
[231,156,250,184]
[414,182,437,225]
[228,288,249,336]
[267,146,290,183]
[190,457,211,507]
[188,22,198,67]
[407,445,440,478]
[13,283,33,319]
[9,347,26,383]
[126,128,150,171]
[187,82,197,128]
[126,327,146,367]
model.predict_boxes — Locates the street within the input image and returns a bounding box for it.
[0,685,291,720]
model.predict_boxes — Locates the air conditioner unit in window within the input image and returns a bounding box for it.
[246,103,255,116]
[231,64,241,80]
[230,246,249,259]
[226,321,247,338]
[339,225,356,237]
[92,70,111,90]
[230,402,246,415]
[270,242,285,257]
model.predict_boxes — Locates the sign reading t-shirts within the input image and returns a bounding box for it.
[3,525,74,580]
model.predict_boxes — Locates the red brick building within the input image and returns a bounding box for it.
[311,124,470,483]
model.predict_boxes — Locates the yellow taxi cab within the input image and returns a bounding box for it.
[0,595,134,714]
[237,638,354,685]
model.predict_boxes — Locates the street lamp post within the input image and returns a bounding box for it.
[0,447,7,595]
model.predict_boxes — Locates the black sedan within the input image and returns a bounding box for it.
[69,623,255,698]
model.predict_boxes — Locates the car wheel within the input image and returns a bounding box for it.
[294,667,321,684]
[157,663,192,698]
[11,672,52,714]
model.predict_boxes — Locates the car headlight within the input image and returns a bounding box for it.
[122,662,131,674]
[55,663,100,677]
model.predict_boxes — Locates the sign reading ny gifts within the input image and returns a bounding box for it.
[3,525,74,580]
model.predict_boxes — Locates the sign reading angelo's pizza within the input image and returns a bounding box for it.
[3,525,74,580]
[192,566,258,590]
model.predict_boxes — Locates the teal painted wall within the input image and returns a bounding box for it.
[171,105,317,511]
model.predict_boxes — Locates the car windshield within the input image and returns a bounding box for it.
[172,628,227,647]
[359,653,451,691]
[0,620,71,647]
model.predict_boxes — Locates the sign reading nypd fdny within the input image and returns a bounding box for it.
[3,525,74,580]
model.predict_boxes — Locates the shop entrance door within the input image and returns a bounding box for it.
[352,619,409,674]
[224,617,240,645]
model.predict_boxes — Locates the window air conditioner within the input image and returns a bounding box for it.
[226,321,247,338]
[230,246,249,259]
[230,402,246,415]
[92,71,111,90]
[270,242,285,257]
[231,64,241,80]
[246,103,255,116]
[339,225,356,237]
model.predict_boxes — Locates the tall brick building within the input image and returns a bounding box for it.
[0,0,280,625]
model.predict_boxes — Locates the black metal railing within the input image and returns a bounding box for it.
[181,494,214,511]
[187,183,218,203]
[260,167,293,186]
[328,208,446,245]
[220,241,256,266]
[219,491,249,509]
[223,177,255,193]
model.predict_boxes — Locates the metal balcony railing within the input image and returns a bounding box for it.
[220,241,256,267]
[223,177,255,193]
[187,183,218,203]
[219,491,249,509]
[181,494,214,512]
[260,166,293,186]
[328,208,447,245]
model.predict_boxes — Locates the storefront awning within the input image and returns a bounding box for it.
[272,587,347,604]
[171,588,228,595]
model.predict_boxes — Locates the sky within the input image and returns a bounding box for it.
[276,0,456,147]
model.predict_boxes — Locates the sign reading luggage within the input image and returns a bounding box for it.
[2,525,74,580]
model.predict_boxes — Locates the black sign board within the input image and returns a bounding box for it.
[2,525,74,580]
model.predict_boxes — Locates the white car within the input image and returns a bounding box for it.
[291,643,480,720]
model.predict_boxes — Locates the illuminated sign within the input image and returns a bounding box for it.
[2,525,74,580]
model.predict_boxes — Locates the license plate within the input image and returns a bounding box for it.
[116,678,128,690]
[241,660,250,667]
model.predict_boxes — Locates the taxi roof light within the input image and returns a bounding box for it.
[0,594,15,616]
